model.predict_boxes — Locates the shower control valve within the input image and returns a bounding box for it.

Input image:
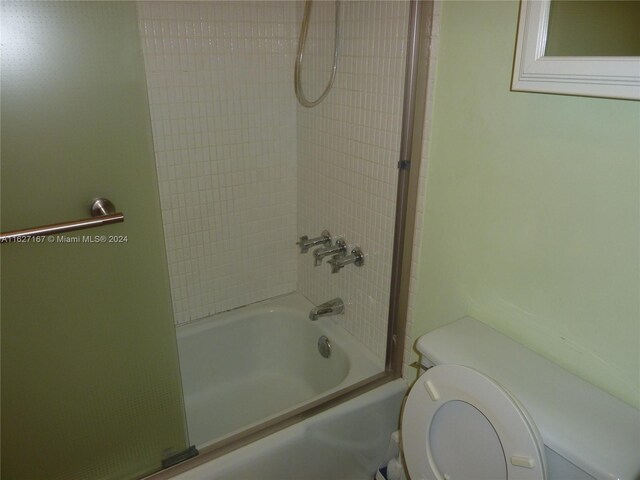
[313,238,347,266]
[296,230,332,254]
[328,247,365,274]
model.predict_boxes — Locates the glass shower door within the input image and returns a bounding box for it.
[1,2,188,479]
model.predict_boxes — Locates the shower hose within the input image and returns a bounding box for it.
[294,0,340,107]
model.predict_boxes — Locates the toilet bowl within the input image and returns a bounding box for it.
[400,317,640,480]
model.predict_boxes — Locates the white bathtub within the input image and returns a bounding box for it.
[171,379,407,480]
[177,293,384,447]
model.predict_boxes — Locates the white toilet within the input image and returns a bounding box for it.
[400,317,640,480]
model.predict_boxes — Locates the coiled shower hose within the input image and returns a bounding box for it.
[294,0,340,108]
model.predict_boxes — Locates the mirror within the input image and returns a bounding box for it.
[512,0,640,100]
[546,1,640,57]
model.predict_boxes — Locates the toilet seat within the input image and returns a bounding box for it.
[402,364,547,480]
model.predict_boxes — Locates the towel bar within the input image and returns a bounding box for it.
[0,198,124,243]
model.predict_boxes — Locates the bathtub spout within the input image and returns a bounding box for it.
[309,298,344,320]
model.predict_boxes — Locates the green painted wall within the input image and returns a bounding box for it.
[412,1,640,408]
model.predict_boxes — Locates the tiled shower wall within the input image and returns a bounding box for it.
[137,2,299,324]
[296,1,409,361]
[138,1,412,365]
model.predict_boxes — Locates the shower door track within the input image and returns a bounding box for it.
[386,0,432,375]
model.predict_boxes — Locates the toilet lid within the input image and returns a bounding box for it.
[402,364,547,480]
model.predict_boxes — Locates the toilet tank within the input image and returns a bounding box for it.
[416,317,640,480]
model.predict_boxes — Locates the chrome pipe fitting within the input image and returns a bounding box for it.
[313,238,347,266]
[296,230,331,254]
[328,247,365,274]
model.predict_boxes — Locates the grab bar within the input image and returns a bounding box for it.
[0,198,124,243]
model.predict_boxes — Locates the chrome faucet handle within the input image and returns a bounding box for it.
[296,230,331,254]
[328,255,344,274]
[313,238,347,266]
[328,247,364,274]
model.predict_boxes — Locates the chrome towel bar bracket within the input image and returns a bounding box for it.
[0,198,124,243]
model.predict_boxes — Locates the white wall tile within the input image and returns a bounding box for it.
[138,1,298,324]
[296,1,409,362]
[139,0,415,368]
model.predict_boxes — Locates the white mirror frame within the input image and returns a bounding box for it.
[512,0,640,100]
